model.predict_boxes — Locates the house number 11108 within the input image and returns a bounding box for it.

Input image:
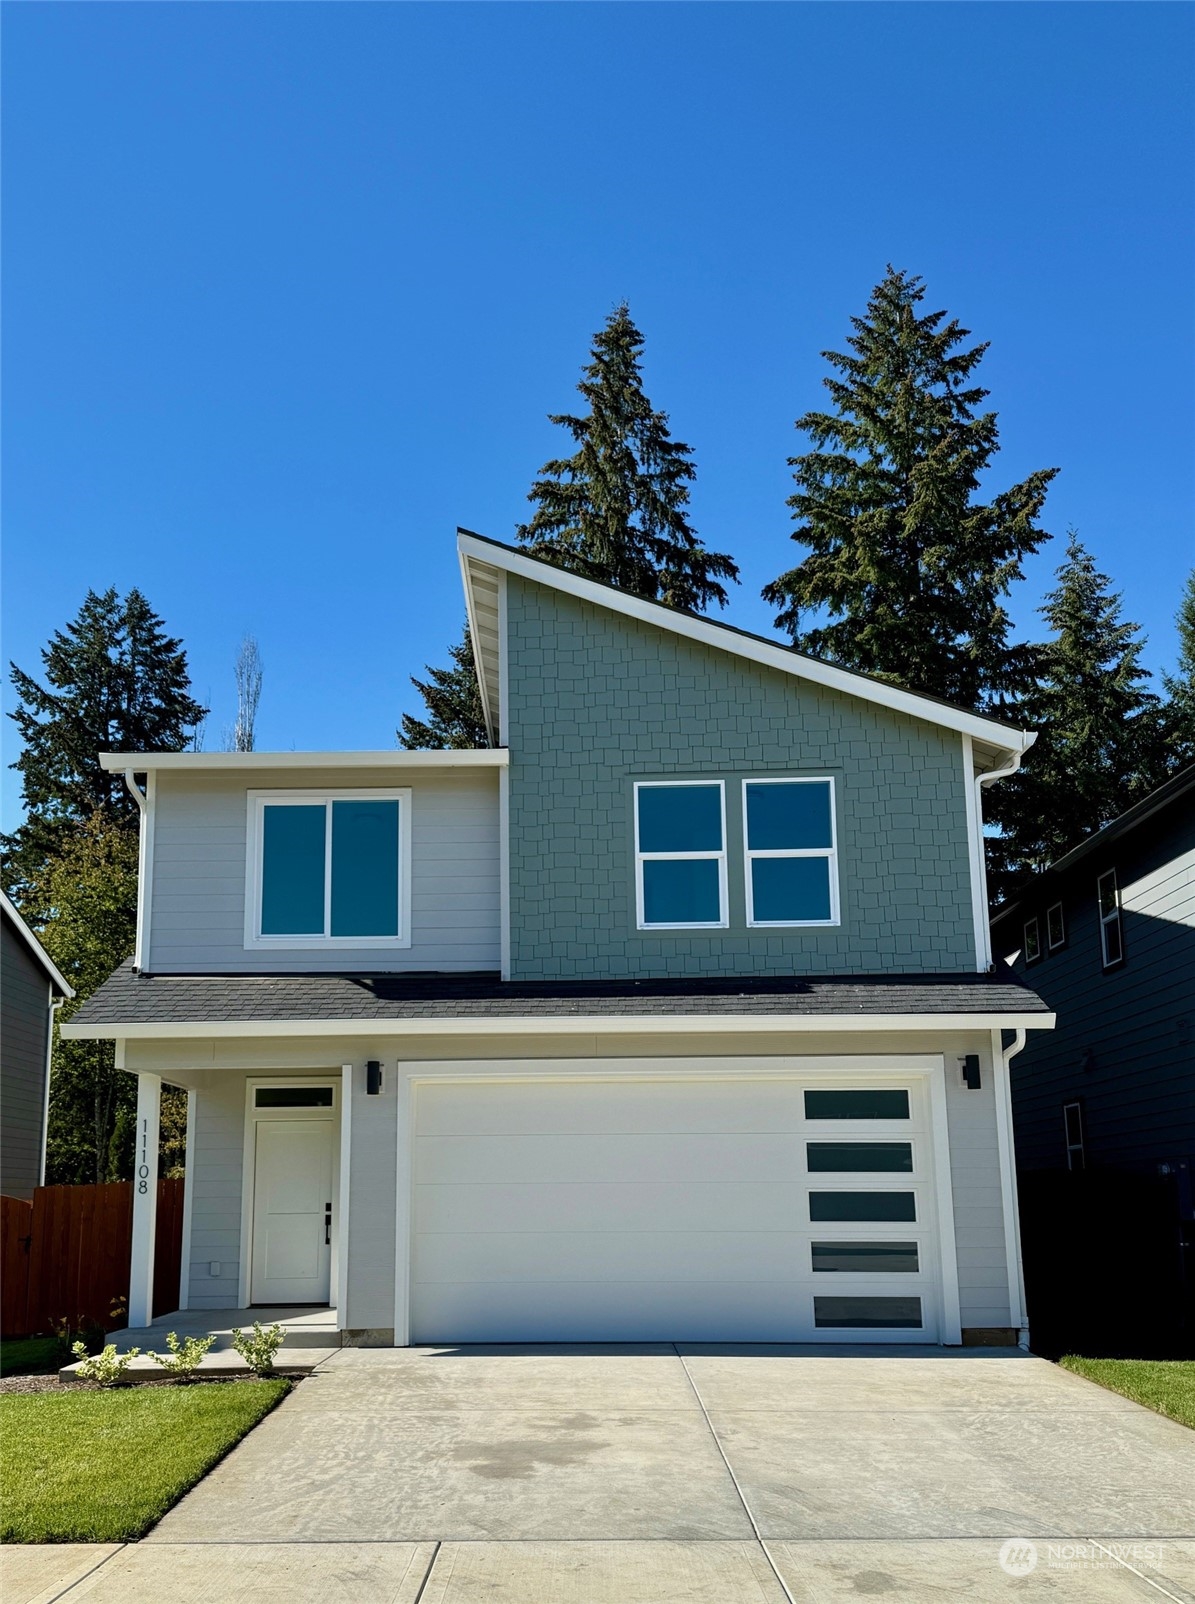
[138,1115,150,1195]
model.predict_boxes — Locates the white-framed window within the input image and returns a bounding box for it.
[743,777,839,927]
[245,790,412,948]
[1047,902,1066,951]
[1097,869,1123,969]
[1023,916,1042,964]
[1063,1100,1085,1171]
[634,781,728,930]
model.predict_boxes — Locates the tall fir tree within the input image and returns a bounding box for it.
[1160,569,1195,769]
[4,588,207,893]
[516,302,738,610]
[987,535,1165,900]
[398,624,490,750]
[402,303,738,747]
[763,268,1057,712]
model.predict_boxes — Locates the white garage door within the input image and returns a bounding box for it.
[409,1073,944,1344]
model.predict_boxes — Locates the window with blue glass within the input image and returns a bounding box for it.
[635,782,727,929]
[743,777,838,926]
[251,792,407,944]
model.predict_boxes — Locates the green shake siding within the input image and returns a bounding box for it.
[503,574,976,979]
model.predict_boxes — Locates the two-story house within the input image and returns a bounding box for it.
[991,765,1195,1353]
[63,531,1053,1347]
[2,891,73,1199]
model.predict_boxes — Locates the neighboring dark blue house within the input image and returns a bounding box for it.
[991,765,1195,1354]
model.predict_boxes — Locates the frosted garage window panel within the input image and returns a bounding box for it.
[815,1296,922,1329]
[809,1192,917,1222]
[807,1142,914,1173]
[261,805,326,935]
[635,783,726,928]
[331,799,400,937]
[804,1089,910,1120]
[744,778,838,925]
[812,1242,920,1273]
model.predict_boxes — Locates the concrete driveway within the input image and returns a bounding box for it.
[10,1344,1195,1602]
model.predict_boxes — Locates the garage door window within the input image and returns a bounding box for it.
[804,1089,909,1120]
[809,1191,917,1221]
[807,1142,914,1172]
[812,1242,919,1273]
[635,783,727,929]
[815,1296,922,1329]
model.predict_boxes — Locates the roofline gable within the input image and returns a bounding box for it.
[1,891,74,997]
[458,530,1035,758]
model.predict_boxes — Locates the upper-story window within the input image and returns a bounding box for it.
[744,778,838,926]
[1023,916,1041,964]
[634,782,728,929]
[1097,869,1123,969]
[246,790,411,947]
[1046,902,1066,951]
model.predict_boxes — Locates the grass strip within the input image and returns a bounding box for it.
[1059,1356,1195,1430]
[0,1378,290,1542]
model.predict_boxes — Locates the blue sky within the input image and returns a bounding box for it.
[3,3,1192,828]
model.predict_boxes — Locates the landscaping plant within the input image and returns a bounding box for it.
[71,1342,140,1387]
[153,1331,216,1381]
[230,1321,284,1375]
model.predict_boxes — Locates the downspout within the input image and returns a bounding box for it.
[39,994,65,1186]
[971,736,1035,970]
[124,770,149,972]
[1001,1027,1031,1349]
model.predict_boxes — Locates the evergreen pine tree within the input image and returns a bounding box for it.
[1160,569,1195,768]
[398,624,491,750]
[763,268,1057,712]
[988,535,1163,898]
[3,588,206,892]
[516,302,738,611]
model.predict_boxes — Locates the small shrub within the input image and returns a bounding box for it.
[152,1331,216,1382]
[71,1342,140,1387]
[230,1322,284,1375]
[52,1316,106,1360]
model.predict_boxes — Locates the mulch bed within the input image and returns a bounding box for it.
[0,1373,297,1394]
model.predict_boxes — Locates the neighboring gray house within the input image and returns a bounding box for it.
[63,531,1053,1345]
[991,765,1195,1348]
[1,892,73,1199]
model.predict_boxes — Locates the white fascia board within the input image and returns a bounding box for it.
[98,749,509,772]
[60,1010,1056,1041]
[458,533,1034,754]
[0,892,74,997]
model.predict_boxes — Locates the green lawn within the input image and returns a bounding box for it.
[1060,1357,1195,1430]
[0,1380,290,1542]
[0,1337,64,1377]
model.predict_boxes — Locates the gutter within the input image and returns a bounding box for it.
[1001,1027,1031,1349]
[124,770,151,972]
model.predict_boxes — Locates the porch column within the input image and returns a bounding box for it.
[128,1071,161,1329]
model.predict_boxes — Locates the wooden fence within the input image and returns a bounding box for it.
[1,1178,185,1337]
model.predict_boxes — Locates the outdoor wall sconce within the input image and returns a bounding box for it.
[366,1060,383,1096]
[960,1054,981,1090]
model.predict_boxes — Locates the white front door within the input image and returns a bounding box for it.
[251,1118,334,1304]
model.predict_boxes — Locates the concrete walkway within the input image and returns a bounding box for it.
[7,1344,1195,1602]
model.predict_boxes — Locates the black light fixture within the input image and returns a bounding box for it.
[961,1054,981,1090]
[366,1060,383,1096]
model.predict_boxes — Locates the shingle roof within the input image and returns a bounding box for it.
[68,962,1051,1028]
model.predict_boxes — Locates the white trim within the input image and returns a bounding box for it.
[991,1027,1028,1340]
[926,1065,963,1343]
[1097,868,1123,969]
[1022,915,1042,965]
[178,1088,196,1311]
[244,789,413,950]
[128,1071,161,1328]
[459,532,1036,754]
[497,572,510,749]
[61,1008,1057,1042]
[238,1075,341,1309]
[498,575,512,979]
[742,776,840,928]
[336,1064,353,1322]
[960,736,991,972]
[634,780,729,930]
[1046,901,1066,951]
[0,891,73,997]
[393,1053,957,1348]
[99,749,508,772]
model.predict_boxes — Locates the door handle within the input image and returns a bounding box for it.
[324,1203,332,1246]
